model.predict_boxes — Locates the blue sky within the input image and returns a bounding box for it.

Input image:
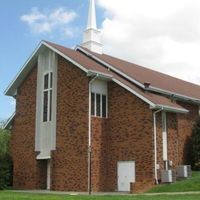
[0,0,104,120]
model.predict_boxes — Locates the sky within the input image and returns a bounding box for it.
[1,0,200,120]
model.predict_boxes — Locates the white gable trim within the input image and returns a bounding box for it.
[113,78,156,108]
[76,46,145,88]
[43,42,88,73]
[87,70,157,108]
[4,42,43,96]
[147,86,200,104]
[154,104,189,114]
[5,41,156,109]
[3,112,15,130]
[4,41,89,97]
[87,70,112,80]
[5,41,189,113]
[76,46,200,104]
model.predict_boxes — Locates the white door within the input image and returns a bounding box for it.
[117,161,135,192]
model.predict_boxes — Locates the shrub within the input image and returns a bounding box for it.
[0,129,12,189]
[191,118,200,170]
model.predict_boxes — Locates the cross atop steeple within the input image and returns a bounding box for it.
[81,0,103,54]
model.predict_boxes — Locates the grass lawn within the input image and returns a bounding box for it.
[148,171,200,193]
[1,172,200,200]
[0,191,200,200]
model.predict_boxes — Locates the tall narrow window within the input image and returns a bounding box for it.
[91,93,95,116]
[43,72,53,122]
[43,91,48,122]
[91,93,107,118]
[96,94,101,117]
[102,95,107,118]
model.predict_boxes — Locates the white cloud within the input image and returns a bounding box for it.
[21,7,77,37]
[97,0,200,84]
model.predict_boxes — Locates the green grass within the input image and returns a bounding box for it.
[0,172,200,200]
[0,191,200,200]
[148,171,200,193]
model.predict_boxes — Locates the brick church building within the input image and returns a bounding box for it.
[4,0,200,193]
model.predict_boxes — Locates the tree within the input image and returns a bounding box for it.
[0,128,12,189]
[191,118,200,170]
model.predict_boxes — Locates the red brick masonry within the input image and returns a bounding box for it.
[11,57,199,193]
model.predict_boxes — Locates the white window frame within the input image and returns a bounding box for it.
[91,92,108,118]
[43,71,53,122]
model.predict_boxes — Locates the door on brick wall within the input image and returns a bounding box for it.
[117,161,135,192]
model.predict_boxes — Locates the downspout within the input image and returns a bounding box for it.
[153,108,163,184]
[88,74,98,195]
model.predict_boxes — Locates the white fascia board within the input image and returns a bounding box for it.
[76,46,200,104]
[154,104,189,114]
[87,70,155,107]
[113,78,156,107]
[148,86,200,104]
[113,77,189,113]
[43,42,88,73]
[87,70,113,80]
[3,112,16,130]
[5,41,89,97]
[4,42,44,96]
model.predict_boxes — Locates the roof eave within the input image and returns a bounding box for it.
[4,41,46,97]
[147,87,200,105]
[152,104,189,114]
[44,42,88,73]
[113,78,156,108]
[87,70,113,81]
[3,112,16,130]
[4,41,90,97]
[76,46,145,87]
[76,46,200,105]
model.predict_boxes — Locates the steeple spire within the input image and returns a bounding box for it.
[87,0,97,29]
[81,0,103,54]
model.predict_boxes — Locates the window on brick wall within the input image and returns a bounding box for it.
[43,72,53,122]
[91,93,107,118]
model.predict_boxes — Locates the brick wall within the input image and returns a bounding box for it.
[10,54,200,193]
[91,117,108,192]
[11,66,47,189]
[51,56,89,191]
[105,83,154,192]
[156,102,199,177]
[167,113,179,168]
[156,112,179,172]
[91,83,156,193]
[177,102,199,165]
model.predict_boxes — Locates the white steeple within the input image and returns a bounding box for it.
[87,0,97,29]
[81,0,103,54]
